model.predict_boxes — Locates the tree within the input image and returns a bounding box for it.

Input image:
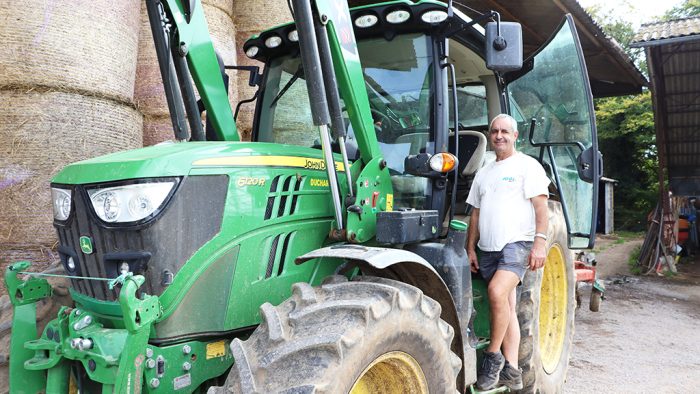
[584,6,658,230]
[595,92,657,230]
[661,0,700,21]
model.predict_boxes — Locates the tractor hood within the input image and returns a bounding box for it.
[52,142,339,184]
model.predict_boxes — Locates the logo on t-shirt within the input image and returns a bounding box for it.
[501,176,515,182]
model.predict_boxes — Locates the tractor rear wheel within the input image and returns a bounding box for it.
[209,275,461,393]
[517,202,576,393]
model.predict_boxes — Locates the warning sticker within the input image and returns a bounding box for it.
[206,340,226,359]
[173,373,191,390]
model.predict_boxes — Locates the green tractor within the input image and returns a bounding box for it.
[5,0,601,392]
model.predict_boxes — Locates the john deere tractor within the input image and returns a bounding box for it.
[5,0,600,392]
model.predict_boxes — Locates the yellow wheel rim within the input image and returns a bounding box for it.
[538,243,568,374]
[350,351,428,394]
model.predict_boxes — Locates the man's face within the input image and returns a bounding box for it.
[489,117,518,155]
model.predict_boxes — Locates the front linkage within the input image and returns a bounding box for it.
[5,262,161,393]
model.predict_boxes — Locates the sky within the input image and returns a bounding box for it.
[577,0,686,26]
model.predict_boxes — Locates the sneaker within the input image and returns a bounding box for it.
[476,351,505,390]
[499,360,523,390]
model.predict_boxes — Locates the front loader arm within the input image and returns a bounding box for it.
[313,0,382,162]
[150,0,238,141]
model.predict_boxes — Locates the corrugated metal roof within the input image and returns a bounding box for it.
[641,25,700,195]
[631,16,700,46]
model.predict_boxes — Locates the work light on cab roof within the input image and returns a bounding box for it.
[354,13,378,28]
[421,9,448,24]
[386,9,410,24]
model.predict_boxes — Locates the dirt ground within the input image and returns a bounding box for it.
[565,235,700,393]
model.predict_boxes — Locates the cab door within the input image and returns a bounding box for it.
[505,15,601,249]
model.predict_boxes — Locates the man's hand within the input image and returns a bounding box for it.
[529,238,547,270]
[468,249,479,273]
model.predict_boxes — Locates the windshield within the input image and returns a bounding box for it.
[257,33,434,209]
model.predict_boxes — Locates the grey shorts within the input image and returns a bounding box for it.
[479,241,533,282]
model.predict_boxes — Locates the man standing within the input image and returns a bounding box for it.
[467,114,550,391]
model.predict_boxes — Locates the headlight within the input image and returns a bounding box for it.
[87,181,176,223]
[245,46,259,58]
[52,187,72,221]
[264,35,282,48]
[355,14,379,28]
[386,9,411,24]
[421,10,448,24]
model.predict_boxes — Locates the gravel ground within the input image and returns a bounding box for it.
[565,236,700,393]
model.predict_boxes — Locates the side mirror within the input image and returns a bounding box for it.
[485,21,523,73]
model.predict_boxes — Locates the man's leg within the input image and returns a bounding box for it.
[486,269,520,354]
[497,287,524,390]
[502,287,520,367]
[477,269,520,390]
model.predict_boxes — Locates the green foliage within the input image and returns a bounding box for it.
[628,245,642,275]
[595,91,657,230]
[661,0,700,21]
[582,8,660,231]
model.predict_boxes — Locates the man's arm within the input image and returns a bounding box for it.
[467,207,480,272]
[529,195,549,270]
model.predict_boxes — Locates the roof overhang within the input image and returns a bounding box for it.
[452,0,647,97]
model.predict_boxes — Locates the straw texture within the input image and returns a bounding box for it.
[0,90,142,267]
[0,0,140,104]
[233,0,292,140]
[136,2,238,145]
[0,1,143,279]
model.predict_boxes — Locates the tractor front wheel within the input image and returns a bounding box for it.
[210,275,461,393]
[517,202,576,393]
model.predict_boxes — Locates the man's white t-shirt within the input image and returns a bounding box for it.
[466,152,550,252]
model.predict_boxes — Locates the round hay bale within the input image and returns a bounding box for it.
[232,0,292,33]
[143,115,177,147]
[0,0,140,104]
[0,90,142,250]
[204,3,238,110]
[134,0,169,117]
[204,0,234,16]
[136,3,238,145]
[233,0,292,140]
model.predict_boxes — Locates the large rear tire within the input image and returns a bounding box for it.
[517,202,576,393]
[210,276,461,393]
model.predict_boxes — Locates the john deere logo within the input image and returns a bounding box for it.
[79,236,93,254]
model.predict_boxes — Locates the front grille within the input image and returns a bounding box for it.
[55,175,228,301]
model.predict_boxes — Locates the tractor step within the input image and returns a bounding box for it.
[469,384,510,393]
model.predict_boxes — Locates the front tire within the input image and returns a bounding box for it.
[211,276,461,393]
[517,201,576,393]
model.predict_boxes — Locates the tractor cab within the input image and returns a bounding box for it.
[245,2,599,248]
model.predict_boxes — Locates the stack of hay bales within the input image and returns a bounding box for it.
[233,0,292,140]
[136,0,238,145]
[0,1,143,284]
